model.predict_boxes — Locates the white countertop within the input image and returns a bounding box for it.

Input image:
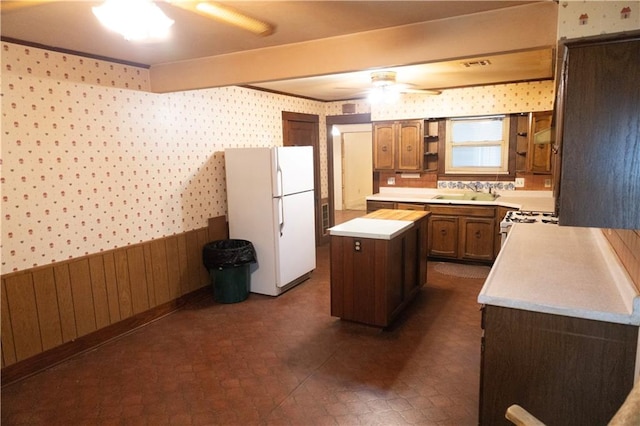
[367,187,555,212]
[478,224,640,325]
[328,218,414,240]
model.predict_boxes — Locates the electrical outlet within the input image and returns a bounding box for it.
[387,177,396,185]
[515,178,525,188]
[544,179,552,188]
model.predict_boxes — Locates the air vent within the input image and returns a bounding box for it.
[321,203,330,235]
[462,60,492,68]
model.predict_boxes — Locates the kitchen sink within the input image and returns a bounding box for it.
[433,192,499,201]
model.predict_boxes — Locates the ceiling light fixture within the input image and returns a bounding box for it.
[93,0,175,41]
[368,71,401,104]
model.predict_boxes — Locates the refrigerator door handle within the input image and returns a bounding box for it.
[277,196,284,236]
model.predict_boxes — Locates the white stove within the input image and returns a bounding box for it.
[500,210,558,246]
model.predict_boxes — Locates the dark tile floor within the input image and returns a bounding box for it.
[2,212,490,426]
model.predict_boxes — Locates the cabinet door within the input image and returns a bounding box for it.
[558,35,640,229]
[460,217,495,261]
[428,215,458,258]
[396,120,423,171]
[372,122,395,170]
[528,112,552,173]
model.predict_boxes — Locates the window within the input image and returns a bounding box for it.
[445,115,510,174]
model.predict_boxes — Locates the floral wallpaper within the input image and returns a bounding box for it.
[372,80,555,121]
[1,42,325,273]
[558,1,639,39]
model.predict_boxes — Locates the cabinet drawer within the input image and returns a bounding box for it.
[396,202,426,211]
[428,204,495,218]
[367,200,395,213]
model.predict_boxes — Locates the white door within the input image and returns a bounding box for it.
[273,190,316,287]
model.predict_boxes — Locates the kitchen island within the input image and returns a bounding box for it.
[478,223,640,425]
[329,209,429,327]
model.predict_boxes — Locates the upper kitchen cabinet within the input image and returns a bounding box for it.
[373,120,423,171]
[556,33,640,230]
[515,111,553,174]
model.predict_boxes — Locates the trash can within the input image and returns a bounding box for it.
[202,239,257,303]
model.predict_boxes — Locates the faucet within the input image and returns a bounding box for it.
[466,182,481,192]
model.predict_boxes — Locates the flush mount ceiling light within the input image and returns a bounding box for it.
[93,0,174,41]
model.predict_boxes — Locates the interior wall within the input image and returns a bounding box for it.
[0,42,326,275]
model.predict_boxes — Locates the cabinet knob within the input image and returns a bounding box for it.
[475,231,482,238]
[406,145,413,152]
[381,145,388,152]
[441,229,447,236]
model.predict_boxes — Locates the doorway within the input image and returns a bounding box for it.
[325,113,372,244]
[282,111,321,245]
[332,123,373,211]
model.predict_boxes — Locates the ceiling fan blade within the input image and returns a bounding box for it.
[401,88,442,95]
[167,1,275,36]
[0,1,54,12]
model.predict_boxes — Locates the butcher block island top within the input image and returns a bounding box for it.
[328,210,430,327]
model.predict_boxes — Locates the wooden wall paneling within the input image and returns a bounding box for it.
[53,264,78,343]
[164,236,182,300]
[88,255,111,329]
[68,259,98,337]
[126,246,150,315]
[185,230,202,293]
[1,280,18,366]
[604,229,640,291]
[148,239,171,305]
[176,233,190,296]
[208,215,228,241]
[31,268,63,351]
[113,250,133,319]
[3,273,42,361]
[102,252,121,324]
[196,228,210,288]
[143,244,157,308]
[0,222,220,376]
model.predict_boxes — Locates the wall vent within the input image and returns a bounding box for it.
[321,203,330,235]
[462,60,492,68]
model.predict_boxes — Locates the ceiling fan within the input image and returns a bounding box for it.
[370,71,441,95]
[0,0,276,37]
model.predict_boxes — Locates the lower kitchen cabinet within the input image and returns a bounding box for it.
[459,217,495,261]
[427,205,495,263]
[480,305,638,426]
[428,215,458,258]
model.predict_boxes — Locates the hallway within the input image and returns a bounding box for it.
[2,232,489,425]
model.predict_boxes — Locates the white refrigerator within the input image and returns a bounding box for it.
[224,146,316,296]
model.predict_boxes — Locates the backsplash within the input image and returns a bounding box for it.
[437,181,516,192]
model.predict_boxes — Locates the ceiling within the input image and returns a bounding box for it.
[1,1,554,101]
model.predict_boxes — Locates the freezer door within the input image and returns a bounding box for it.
[273,190,316,287]
[273,146,314,197]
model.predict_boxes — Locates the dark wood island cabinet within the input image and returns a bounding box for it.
[329,209,429,327]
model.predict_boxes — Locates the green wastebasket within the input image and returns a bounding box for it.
[202,239,257,304]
